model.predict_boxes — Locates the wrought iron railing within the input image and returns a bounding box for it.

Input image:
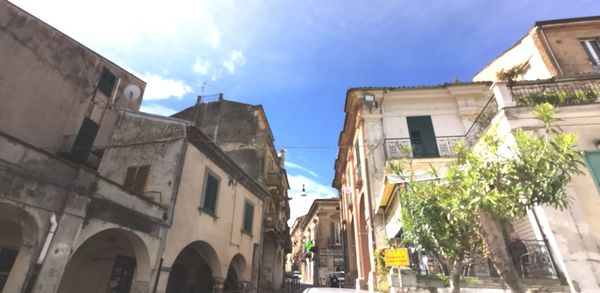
[384,136,465,160]
[509,77,600,106]
[465,95,499,146]
[508,239,558,279]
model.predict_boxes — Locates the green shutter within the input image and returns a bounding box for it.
[243,202,254,233]
[203,173,219,213]
[585,151,600,192]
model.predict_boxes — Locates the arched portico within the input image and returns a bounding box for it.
[223,253,248,291]
[57,228,151,293]
[0,202,39,292]
[165,241,222,293]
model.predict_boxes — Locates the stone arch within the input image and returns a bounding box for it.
[0,202,40,292]
[165,241,222,293]
[223,253,247,292]
[57,228,152,293]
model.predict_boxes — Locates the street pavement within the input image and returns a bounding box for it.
[301,288,370,293]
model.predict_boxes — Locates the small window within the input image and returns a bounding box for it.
[333,222,342,245]
[202,170,220,214]
[581,39,600,66]
[123,166,150,194]
[584,151,600,192]
[243,201,254,233]
[98,68,117,97]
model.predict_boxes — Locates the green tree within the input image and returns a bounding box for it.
[392,103,583,292]
[390,157,482,293]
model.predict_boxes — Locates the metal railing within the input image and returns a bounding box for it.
[508,240,558,279]
[384,136,465,160]
[464,95,499,147]
[509,77,600,106]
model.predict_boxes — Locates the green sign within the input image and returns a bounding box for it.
[304,240,315,250]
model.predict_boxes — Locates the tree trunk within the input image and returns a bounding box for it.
[449,257,463,293]
[478,209,525,293]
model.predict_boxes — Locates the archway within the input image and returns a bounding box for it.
[0,203,38,292]
[166,241,221,293]
[57,228,150,293]
[223,254,247,291]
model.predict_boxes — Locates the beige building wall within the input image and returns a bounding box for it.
[156,144,263,292]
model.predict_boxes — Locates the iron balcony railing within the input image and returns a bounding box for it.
[509,76,600,106]
[508,239,558,279]
[384,136,465,160]
[464,95,499,146]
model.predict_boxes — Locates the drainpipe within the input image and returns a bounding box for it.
[37,214,58,265]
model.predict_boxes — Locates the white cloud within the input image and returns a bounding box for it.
[286,161,319,178]
[207,27,221,48]
[287,174,337,226]
[193,58,210,75]
[139,73,192,100]
[139,104,178,116]
[223,50,246,73]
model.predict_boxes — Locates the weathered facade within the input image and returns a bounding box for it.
[289,199,343,287]
[174,98,292,292]
[100,111,267,293]
[0,2,269,293]
[0,2,164,293]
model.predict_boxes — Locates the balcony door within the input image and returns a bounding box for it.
[407,116,439,158]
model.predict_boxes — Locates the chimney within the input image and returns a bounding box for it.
[278,149,286,168]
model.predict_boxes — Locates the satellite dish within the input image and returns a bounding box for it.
[123,84,141,101]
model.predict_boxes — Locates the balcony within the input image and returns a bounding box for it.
[384,136,465,160]
[509,77,600,106]
[264,213,286,234]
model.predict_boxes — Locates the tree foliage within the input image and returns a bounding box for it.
[390,103,584,292]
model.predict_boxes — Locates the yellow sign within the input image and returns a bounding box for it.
[384,248,409,267]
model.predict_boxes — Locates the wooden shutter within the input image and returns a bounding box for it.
[585,151,600,191]
[133,166,150,194]
[203,173,219,213]
[407,116,439,157]
[123,167,137,190]
[243,202,254,232]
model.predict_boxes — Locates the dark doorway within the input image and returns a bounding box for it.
[223,267,239,292]
[0,248,18,291]
[108,255,136,293]
[407,116,439,157]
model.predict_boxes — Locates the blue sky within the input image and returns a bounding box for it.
[13,0,600,223]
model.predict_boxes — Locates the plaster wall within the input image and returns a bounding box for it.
[473,34,552,82]
[0,1,145,154]
[159,144,263,291]
[542,21,600,76]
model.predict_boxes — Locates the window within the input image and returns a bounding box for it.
[332,222,342,245]
[584,151,600,192]
[98,68,117,97]
[70,117,99,163]
[201,170,220,214]
[123,166,150,194]
[243,201,254,233]
[581,39,600,66]
[354,140,362,178]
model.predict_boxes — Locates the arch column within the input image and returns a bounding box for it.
[213,277,225,293]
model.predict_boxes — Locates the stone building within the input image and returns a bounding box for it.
[0,1,161,293]
[173,98,291,292]
[332,82,492,290]
[289,199,343,287]
[99,111,267,293]
[0,2,269,293]
[333,16,600,292]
